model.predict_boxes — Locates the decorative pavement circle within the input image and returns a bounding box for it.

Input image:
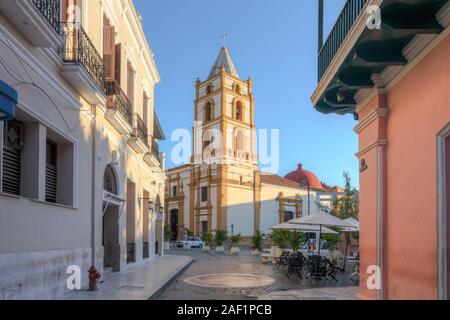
[183,273,275,289]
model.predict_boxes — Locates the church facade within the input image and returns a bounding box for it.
[165,48,331,238]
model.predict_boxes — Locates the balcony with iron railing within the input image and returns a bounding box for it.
[318,0,368,82]
[313,0,448,115]
[129,113,149,154]
[134,114,149,147]
[104,80,134,134]
[32,0,61,34]
[0,0,62,48]
[144,138,163,169]
[61,22,106,93]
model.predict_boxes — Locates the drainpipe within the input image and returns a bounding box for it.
[90,104,97,269]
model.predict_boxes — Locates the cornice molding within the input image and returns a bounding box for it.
[354,108,388,134]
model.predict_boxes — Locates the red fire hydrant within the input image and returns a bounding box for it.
[88,266,101,291]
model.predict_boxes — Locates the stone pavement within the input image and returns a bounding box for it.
[258,287,358,300]
[62,255,193,300]
[155,248,358,300]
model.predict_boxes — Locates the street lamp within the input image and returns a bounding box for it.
[300,178,311,215]
[231,224,234,236]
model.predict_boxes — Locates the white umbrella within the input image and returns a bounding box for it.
[270,223,338,234]
[342,218,359,232]
[289,211,355,256]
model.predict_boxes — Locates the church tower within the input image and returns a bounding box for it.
[189,47,259,236]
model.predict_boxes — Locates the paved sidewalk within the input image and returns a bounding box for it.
[62,255,193,300]
[257,286,358,300]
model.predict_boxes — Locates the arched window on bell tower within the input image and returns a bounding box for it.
[204,102,213,123]
[206,84,213,95]
[235,101,243,122]
[234,128,244,152]
[234,83,241,94]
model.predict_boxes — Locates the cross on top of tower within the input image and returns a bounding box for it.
[220,32,229,47]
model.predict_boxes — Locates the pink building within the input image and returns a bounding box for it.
[312,0,450,299]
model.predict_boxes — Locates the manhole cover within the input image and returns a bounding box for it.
[183,274,275,288]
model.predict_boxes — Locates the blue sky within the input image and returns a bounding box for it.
[134,0,358,188]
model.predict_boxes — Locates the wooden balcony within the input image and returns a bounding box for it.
[61,22,106,105]
[105,81,133,135]
[313,0,449,115]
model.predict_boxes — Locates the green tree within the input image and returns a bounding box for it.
[252,230,263,250]
[332,172,359,220]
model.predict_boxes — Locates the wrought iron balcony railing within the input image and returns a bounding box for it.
[32,0,61,34]
[133,113,149,146]
[318,0,367,81]
[152,139,161,163]
[106,80,132,125]
[61,22,106,92]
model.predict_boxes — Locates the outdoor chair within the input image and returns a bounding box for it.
[286,252,305,279]
[306,255,328,280]
[324,258,339,282]
[276,251,290,270]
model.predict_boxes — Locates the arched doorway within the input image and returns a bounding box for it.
[170,209,179,241]
[103,165,121,271]
[284,211,295,222]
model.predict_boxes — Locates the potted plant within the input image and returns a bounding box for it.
[214,229,227,253]
[251,230,263,256]
[164,225,172,251]
[269,229,289,257]
[230,234,242,255]
[202,232,212,252]
[286,231,305,251]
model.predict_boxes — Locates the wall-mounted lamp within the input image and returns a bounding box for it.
[0,80,18,122]
[359,159,368,173]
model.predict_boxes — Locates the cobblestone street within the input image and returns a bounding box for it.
[153,248,358,300]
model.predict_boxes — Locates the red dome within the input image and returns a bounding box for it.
[285,164,323,188]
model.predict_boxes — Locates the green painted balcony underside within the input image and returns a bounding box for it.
[315,0,448,115]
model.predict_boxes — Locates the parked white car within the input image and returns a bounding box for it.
[177,237,205,248]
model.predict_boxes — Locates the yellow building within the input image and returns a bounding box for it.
[166,48,329,239]
[0,0,165,298]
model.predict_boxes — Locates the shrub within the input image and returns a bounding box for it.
[231,234,241,246]
[202,232,213,245]
[286,232,305,251]
[164,225,172,242]
[252,230,263,250]
[269,229,289,248]
[214,230,228,246]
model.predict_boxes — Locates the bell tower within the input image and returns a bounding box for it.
[192,47,258,167]
[189,47,259,236]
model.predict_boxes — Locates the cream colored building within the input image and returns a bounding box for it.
[0,0,165,299]
[166,48,328,239]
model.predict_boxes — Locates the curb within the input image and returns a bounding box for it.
[148,257,194,299]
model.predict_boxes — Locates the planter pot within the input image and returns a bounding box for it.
[251,249,261,256]
[270,246,278,256]
[183,244,191,250]
[275,247,284,258]
[231,247,240,255]
[164,241,170,251]
[202,245,210,252]
[215,246,225,253]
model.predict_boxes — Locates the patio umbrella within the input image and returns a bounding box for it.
[289,211,355,256]
[270,223,338,234]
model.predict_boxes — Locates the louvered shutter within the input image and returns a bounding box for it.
[2,121,22,196]
[103,25,116,81]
